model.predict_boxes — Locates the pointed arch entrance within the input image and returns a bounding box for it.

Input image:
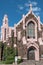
[27,43,39,61]
[27,46,35,60]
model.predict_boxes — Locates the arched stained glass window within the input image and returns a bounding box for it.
[27,21,35,38]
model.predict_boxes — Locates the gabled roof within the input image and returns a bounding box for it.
[15,4,43,27]
[16,11,38,27]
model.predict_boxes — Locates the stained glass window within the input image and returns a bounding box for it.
[27,21,35,38]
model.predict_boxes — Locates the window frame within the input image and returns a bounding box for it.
[26,19,37,41]
[27,21,35,38]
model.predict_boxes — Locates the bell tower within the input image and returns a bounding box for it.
[1,14,9,42]
[3,14,8,26]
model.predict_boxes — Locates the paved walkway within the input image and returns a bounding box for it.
[0,60,43,65]
[19,60,43,65]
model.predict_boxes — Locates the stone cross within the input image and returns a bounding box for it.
[30,4,32,12]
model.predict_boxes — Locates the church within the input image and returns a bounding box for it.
[0,4,43,61]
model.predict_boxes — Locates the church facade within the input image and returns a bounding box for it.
[1,5,43,61]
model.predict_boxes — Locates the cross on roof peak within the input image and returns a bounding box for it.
[29,4,32,12]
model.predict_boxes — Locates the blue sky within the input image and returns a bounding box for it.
[0,0,43,27]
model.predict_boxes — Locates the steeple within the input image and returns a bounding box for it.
[1,14,9,42]
[3,14,8,25]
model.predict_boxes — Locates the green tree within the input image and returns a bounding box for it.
[3,30,18,64]
[3,34,17,64]
[3,46,15,64]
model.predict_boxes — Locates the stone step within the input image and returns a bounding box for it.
[36,61,43,65]
[19,60,43,65]
[19,62,35,65]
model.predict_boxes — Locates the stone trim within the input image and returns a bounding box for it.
[37,16,41,31]
[16,10,38,27]
[27,42,39,50]
[22,36,27,45]
[23,14,25,30]
[17,31,21,41]
[27,42,39,61]
[38,37,43,45]
[14,24,17,37]
[26,19,37,41]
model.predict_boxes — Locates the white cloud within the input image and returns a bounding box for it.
[17,0,41,16]
[35,12,40,16]
[25,0,41,12]
[25,1,37,7]
[18,5,24,10]
[32,7,41,11]
[25,3,29,7]
[32,2,37,6]
[28,1,37,6]
[25,7,41,12]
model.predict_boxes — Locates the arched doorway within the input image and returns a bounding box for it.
[27,46,36,60]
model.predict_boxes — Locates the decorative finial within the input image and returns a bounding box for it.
[22,14,25,18]
[30,4,32,12]
[3,14,8,22]
[4,14,8,18]
[38,16,40,21]
[14,24,16,27]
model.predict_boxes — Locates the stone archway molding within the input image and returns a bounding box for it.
[27,43,39,61]
[26,19,37,41]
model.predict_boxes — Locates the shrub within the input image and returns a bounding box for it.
[3,46,16,64]
[5,57,14,64]
[17,59,23,64]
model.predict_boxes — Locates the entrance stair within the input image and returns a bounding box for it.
[19,60,43,65]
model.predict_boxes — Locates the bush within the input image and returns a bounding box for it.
[3,47,15,64]
[3,52,15,64]
[2,41,18,64]
[17,59,23,64]
[5,59,14,64]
